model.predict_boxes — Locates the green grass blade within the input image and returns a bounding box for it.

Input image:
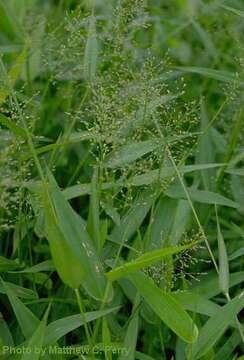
[219,4,244,18]
[87,168,101,250]
[102,318,112,360]
[21,305,50,360]
[105,139,162,168]
[119,299,139,360]
[11,260,55,274]
[0,44,23,54]
[226,168,244,176]
[176,66,241,84]
[0,113,27,140]
[191,20,216,57]
[0,256,22,271]
[20,131,95,161]
[191,293,244,359]
[0,282,37,299]
[0,45,28,105]
[166,185,239,208]
[0,0,19,39]
[215,331,242,360]
[129,272,198,343]
[44,204,85,290]
[84,16,98,80]
[1,278,40,339]
[135,352,155,360]
[106,241,198,281]
[43,170,110,300]
[44,307,119,345]
[0,312,14,347]
[63,183,92,199]
[110,191,154,246]
[131,163,225,186]
[229,247,244,261]
[216,207,229,295]
[100,201,121,226]
[146,197,176,250]
[190,271,244,299]
[172,291,220,317]
[168,200,191,246]
[196,101,216,190]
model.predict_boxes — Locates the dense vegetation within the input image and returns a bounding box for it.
[0,0,244,359]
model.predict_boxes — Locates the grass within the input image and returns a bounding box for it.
[0,0,244,359]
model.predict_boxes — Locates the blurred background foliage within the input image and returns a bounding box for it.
[0,0,244,359]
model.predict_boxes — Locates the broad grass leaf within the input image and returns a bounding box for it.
[0,45,28,105]
[216,210,229,294]
[43,171,110,300]
[231,175,244,213]
[176,66,241,84]
[44,207,85,290]
[11,260,55,273]
[140,300,158,325]
[0,0,19,39]
[8,0,37,23]
[211,127,227,154]
[109,191,154,246]
[105,134,200,169]
[87,168,100,250]
[21,305,50,360]
[21,131,95,161]
[226,168,244,176]
[62,164,225,200]
[106,242,198,281]
[135,352,155,360]
[128,272,198,343]
[119,299,139,360]
[191,20,216,57]
[84,16,98,80]
[100,201,121,226]
[1,279,39,339]
[63,183,92,199]
[8,45,28,85]
[0,282,37,299]
[44,307,119,345]
[196,102,216,190]
[167,200,191,247]
[189,271,244,299]
[172,291,219,317]
[0,256,22,272]
[166,185,239,208]
[219,4,244,18]
[136,95,179,120]
[131,163,225,186]
[215,331,242,360]
[229,247,244,261]
[146,197,176,250]
[105,139,162,168]
[102,318,112,360]
[21,18,45,81]
[0,44,23,54]
[118,95,179,139]
[63,182,121,200]
[0,312,14,347]
[0,113,27,140]
[191,293,244,359]
[24,273,52,291]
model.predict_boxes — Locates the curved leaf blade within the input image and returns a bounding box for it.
[129,272,198,343]
[106,241,198,281]
[44,307,119,345]
[191,293,244,359]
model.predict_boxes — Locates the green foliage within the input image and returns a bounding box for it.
[0,0,244,359]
